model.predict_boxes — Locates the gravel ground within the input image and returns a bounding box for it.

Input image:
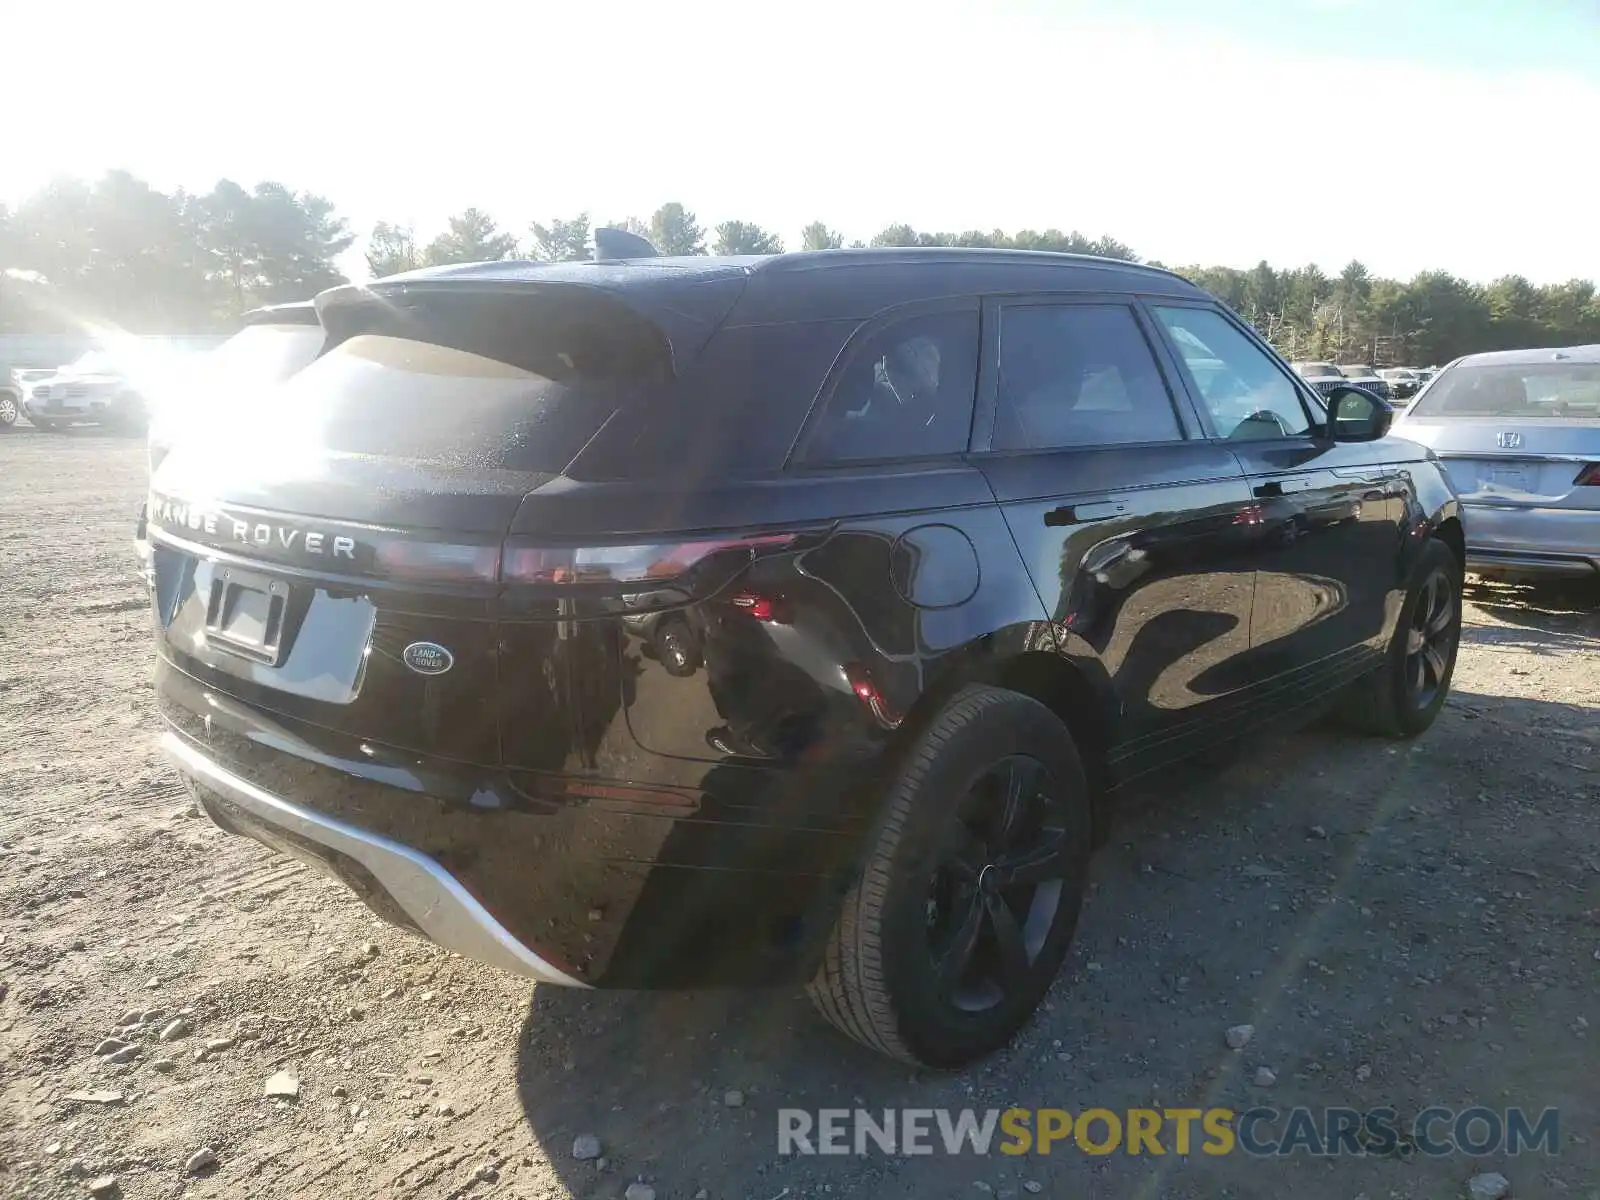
[1,428,1596,1200]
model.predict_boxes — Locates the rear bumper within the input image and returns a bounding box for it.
[153,653,870,988]
[162,731,589,986]
[1461,502,1600,577]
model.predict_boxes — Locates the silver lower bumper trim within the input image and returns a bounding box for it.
[1467,551,1598,578]
[160,732,588,988]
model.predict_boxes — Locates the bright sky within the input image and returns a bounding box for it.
[7,0,1597,284]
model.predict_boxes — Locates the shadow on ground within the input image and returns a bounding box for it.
[514,647,1598,1199]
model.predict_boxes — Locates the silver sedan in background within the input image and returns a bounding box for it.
[1395,345,1600,580]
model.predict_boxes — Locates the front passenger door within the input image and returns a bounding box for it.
[973,297,1261,780]
[1147,304,1405,699]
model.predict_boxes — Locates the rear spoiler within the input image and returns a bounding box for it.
[239,301,321,329]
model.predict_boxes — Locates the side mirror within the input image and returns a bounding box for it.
[1326,385,1394,442]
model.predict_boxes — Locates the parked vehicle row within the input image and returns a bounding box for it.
[142,243,1473,1068]
[1289,362,1444,406]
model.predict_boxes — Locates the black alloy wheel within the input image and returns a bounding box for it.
[927,755,1070,1013]
[808,684,1092,1067]
[1405,565,1458,710]
[1335,537,1462,738]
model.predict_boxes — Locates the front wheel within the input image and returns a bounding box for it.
[1337,537,1462,738]
[808,684,1092,1068]
[0,392,18,429]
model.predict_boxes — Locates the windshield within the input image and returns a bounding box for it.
[207,323,326,385]
[1409,362,1600,418]
[1340,365,1375,377]
[1296,362,1341,377]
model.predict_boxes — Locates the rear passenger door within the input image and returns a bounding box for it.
[972,296,1261,779]
[1146,303,1407,695]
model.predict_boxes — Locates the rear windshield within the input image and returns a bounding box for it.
[271,290,671,471]
[1410,362,1600,419]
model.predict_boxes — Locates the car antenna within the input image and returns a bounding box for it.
[593,227,659,261]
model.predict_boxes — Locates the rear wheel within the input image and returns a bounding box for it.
[807,684,1092,1067]
[0,392,18,429]
[1337,537,1462,738]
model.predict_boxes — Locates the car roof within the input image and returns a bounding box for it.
[1452,344,1600,368]
[351,247,1207,323]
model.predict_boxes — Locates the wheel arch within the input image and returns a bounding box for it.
[879,627,1118,843]
[1432,514,1465,574]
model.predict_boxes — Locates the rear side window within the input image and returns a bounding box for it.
[273,291,671,472]
[993,304,1181,450]
[801,310,979,464]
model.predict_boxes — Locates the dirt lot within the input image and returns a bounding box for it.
[2,429,1597,1200]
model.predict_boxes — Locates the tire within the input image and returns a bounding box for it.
[654,618,702,677]
[807,684,1093,1068]
[0,392,18,429]
[31,416,63,432]
[1336,537,1462,738]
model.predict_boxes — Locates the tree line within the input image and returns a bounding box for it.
[3,171,1596,368]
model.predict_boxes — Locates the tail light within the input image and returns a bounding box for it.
[1574,463,1600,486]
[374,539,500,583]
[501,533,796,586]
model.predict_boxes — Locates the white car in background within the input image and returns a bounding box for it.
[20,350,146,431]
[1,368,54,430]
[1378,367,1423,402]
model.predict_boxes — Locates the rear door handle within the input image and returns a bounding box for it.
[1044,500,1126,527]
[1252,478,1314,498]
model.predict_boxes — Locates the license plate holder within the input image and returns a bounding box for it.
[1482,466,1529,493]
[204,566,290,665]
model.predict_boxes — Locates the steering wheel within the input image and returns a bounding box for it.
[1229,409,1292,438]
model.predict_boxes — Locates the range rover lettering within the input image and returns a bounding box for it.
[148,244,1465,1066]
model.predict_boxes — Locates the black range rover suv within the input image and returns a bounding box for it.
[147,247,1464,1067]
